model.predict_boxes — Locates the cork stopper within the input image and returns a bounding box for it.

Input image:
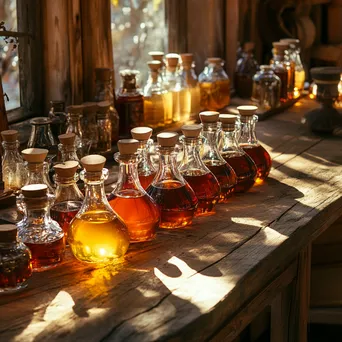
[199,111,220,123]
[131,127,153,141]
[207,57,222,65]
[166,53,180,67]
[157,132,179,147]
[95,68,112,81]
[54,161,79,178]
[22,148,48,163]
[181,124,202,138]
[81,154,106,172]
[67,105,83,115]
[1,130,18,142]
[237,105,258,116]
[280,38,300,48]
[82,102,98,114]
[97,100,111,113]
[272,42,288,54]
[117,139,139,155]
[148,51,164,62]
[21,184,48,198]
[30,117,52,125]
[180,53,193,64]
[147,60,162,72]
[120,69,139,78]
[219,114,239,124]
[58,133,76,146]
[0,224,17,243]
[243,42,255,52]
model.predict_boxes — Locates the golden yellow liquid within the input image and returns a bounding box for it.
[68,210,130,264]
[179,88,191,122]
[171,90,181,122]
[199,79,230,111]
[163,91,173,125]
[190,86,201,120]
[144,94,165,128]
[295,70,305,91]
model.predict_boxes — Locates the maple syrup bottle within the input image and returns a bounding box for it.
[179,124,220,215]
[131,127,156,189]
[108,139,159,242]
[219,114,257,192]
[237,105,272,182]
[146,132,198,228]
[199,111,237,202]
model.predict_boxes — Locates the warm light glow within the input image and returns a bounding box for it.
[99,248,106,256]
[309,83,317,99]
[293,87,300,99]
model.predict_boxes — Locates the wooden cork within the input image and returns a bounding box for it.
[1,130,18,142]
[81,154,106,172]
[58,133,76,146]
[131,127,153,141]
[21,184,48,198]
[157,132,178,147]
[147,61,162,72]
[207,57,222,64]
[219,114,239,124]
[280,38,300,48]
[54,161,79,178]
[149,51,164,62]
[199,111,220,123]
[180,53,193,64]
[117,139,139,155]
[0,224,17,243]
[272,42,288,54]
[67,105,83,114]
[181,124,202,138]
[237,105,258,116]
[82,102,97,114]
[97,101,111,113]
[166,53,179,67]
[22,148,48,163]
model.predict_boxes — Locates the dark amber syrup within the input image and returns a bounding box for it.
[274,70,288,102]
[139,172,156,190]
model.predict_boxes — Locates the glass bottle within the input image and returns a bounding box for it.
[94,68,119,142]
[199,57,231,111]
[237,105,272,181]
[251,65,281,110]
[48,100,67,141]
[1,130,27,193]
[17,184,65,271]
[82,102,99,152]
[58,133,80,163]
[66,105,85,158]
[108,139,159,243]
[146,132,198,229]
[50,161,84,240]
[68,155,130,263]
[235,42,259,98]
[0,224,32,293]
[131,126,156,189]
[218,114,257,192]
[179,124,220,215]
[149,51,166,80]
[116,70,144,138]
[199,111,237,202]
[96,101,112,153]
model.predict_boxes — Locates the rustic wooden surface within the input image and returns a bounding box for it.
[1,99,342,341]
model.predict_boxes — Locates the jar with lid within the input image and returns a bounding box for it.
[66,105,84,158]
[0,224,32,293]
[96,101,112,153]
[82,102,99,152]
[48,100,67,140]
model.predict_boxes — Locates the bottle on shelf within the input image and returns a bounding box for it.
[149,51,166,80]
[66,105,85,158]
[218,114,257,192]
[96,101,112,153]
[108,139,159,243]
[237,105,272,182]
[82,102,99,152]
[130,126,156,189]
[17,184,65,271]
[179,124,220,215]
[116,69,144,138]
[48,100,67,141]
[199,111,237,202]
[0,224,32,292]
[58,133,80,163]
[199,57,231,111]
[146,132,198,228]
[68,155,130,263]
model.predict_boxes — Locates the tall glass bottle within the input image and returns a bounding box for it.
[96,101,112,153]
[108,139,159,243]
[146,132,198,228]
[179,124,220,215]
[17,184,65,271]
[199,111,237,202]
[237,105,272,181]
[219,114,257,192]
[66,105,84,158]
[48,100,67,141]
[82,102,99,152]
[130,126,156,189]
[68,155,130,263]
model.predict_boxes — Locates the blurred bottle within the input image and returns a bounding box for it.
[96,101,112,153]
[82,102,99,152]
[48,101,67,140]
[65,105,84,158]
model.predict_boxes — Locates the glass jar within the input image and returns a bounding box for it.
[28,117,57,153]
[199,57,230,111]
[0,224,32,293]
[82,102,99,152]
[66,105,84,158]
[48,100,67,140]
[96,101,112,153]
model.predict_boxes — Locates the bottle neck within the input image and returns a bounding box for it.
[23,197,51,225]
[58,143,79,161]
[239,115,258,145]
[95,79,114,102]
[2,140,20,151]
[220,126,243,155]
[67,116,83,137]
[26,162,55,193]
[55,176,83,202]
[137,140,155,172]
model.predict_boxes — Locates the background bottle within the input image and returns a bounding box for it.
[65,105,84,158]
[82,102,99,152]
[48,100,67,141]
[96,101,112,153]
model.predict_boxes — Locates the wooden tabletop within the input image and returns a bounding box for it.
[1,99,342,342]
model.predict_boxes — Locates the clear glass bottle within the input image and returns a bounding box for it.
[82,102,99,152]
[66,105,84,158]
[219,114,257,192]
[58,133,80,163]
[28,117,57,154]
[179,124,220,215]
[146,132,198,229]
[96,101,112,153]
[130,127,156,190]
[237,105,272,181]
[0,224,32,292]
[1,130,27,193]
[48,100,67,141]
[251,65,281,110]
[199,57,231,111]
[108,139,159,243]
[50,161,84,240]
[116,70,144,138]
[68,155,130,263]
[199,111,237,202]
[17,184,65,271]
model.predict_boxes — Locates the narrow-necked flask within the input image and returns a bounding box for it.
[68,155,129,263]
[199,111,237,202]
[96,101,112,153]
[146,132,198,229]
[58,133,80,163]
[219,114,257,192]
[66,105,84,158]
[108,139,159,243]
[82,102,99,152]
[238,105,272,181]
[179,124,220,215]
[49,100,67,141]
[130,127,156,189]
[28,117,57,151]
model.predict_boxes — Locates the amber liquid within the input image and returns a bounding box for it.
[205,161,237,202]
[144,94,165,128]
[242,145,272,182]
[199,79,230,111]
[139,173,156,190]
[109,193,159,243]
[68,210,129,263]
[223,153,257,192]
[146,180,198,229]
[183,171,220,215]
[274,70,288,102]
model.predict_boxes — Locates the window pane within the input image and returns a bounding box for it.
[111,0,167,88]
[0,0,20,110]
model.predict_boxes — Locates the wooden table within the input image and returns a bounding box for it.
[1,99,342,342]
